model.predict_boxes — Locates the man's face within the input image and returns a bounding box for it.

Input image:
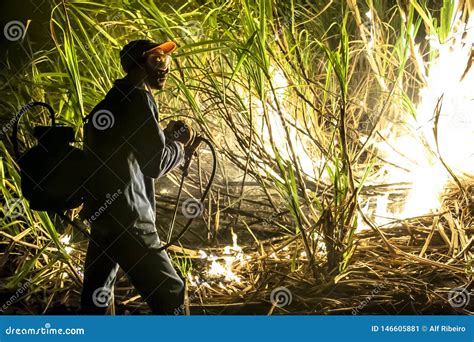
[143,52,171,90]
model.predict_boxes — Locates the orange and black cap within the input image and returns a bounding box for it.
[120,39,177,73]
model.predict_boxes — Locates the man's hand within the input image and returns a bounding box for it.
[163,120,195,146]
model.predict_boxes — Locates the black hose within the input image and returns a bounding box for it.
[157,137,217,252]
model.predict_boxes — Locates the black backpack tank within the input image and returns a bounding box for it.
[12,102,89,211]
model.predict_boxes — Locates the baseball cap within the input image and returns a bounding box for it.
[119,39,177,73]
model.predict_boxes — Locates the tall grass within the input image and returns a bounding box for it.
[0,0,470,312]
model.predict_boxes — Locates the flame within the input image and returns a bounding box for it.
[208,257,241,283]
[60,234,73,254]
[366,12,474,225]
[233,8,473,236]
[203,231,245,283]
[60,234,71,245]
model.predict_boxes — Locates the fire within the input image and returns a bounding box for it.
[60,234,73,254]
[234,8,473,232]
[367,12,474,225]
[199,231,246,283]
[60,234,70,244]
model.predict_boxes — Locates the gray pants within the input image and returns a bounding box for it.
[80,222,185,315]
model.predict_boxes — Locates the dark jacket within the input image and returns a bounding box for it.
[83,78,184,232]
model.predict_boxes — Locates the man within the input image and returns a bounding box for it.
[81,39,194,314]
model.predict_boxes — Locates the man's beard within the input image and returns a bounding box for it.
[148,76,166,89]
[143,63,165,89]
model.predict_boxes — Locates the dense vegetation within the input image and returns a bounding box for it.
[0,0,472,314]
